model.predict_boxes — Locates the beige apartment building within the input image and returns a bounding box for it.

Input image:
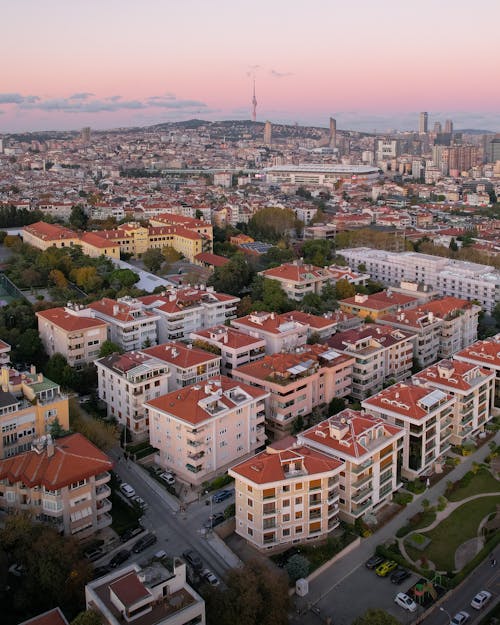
[362,382,455,479]
[327,325,415,400]
[145,376,269,485]
[0,366,69,458]
[190,325,266,376]
[87,297,160,352]
[339,290,419,320]
[299,410,404,522]
[0,433,113,538]
[36,305,108,367]
[454,335,500,405]
[231,311,309,355]
[141,342,221,391]
[85,561,205,625]
[413,360,495,444]
[96,352,171,439]
[258,261,336,301]
[229,441,342,551]
[233,344,354,440]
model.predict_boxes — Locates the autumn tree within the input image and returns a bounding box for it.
[335,278,356,300]
[49,268,68,289]
[142,248,164,272]
[69,399,118,450]
[247,206,300,243]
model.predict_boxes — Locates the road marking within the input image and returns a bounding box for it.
[312,563,362,605]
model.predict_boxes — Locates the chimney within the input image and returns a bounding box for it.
[46,434,55,457]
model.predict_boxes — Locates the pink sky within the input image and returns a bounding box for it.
[2,0,499,132]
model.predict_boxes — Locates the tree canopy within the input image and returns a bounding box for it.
[141,247,164,273]
[247,207,300,243]
[98,341,124,357]
[208,253,253,296]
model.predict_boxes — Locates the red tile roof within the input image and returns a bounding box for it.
[194,252,230,267]
[19,608,68,625]
[455,336,500,369]
[36,307,107,332]
[142,341,219,368]
[261,262,332,282]
[23,221,77,241]
[192,325,265,349]
[109,571,151,607]
[363,382,453,421]
[88,298,157,323]
[340,291,418,310]
[414,359,493,392]
[0,433,113,490]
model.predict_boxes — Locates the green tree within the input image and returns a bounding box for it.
[449,237,458,252]
[48,417,66,438]
[352,608,401,625]
[109,268,139,288]
[302,239,334,267]
[255,279,291,313]
[335,278,356,300]
[14,329,45,365]
[98,340,124,357]
[328,397,346,415]
[299,292,324,314]
[285,554,310,582]
[70,611,102,625]
[70,399,118,450]
[208,253,253,296]
[247,206,300,243]
[69,205,88,230]
[141,248,164,272]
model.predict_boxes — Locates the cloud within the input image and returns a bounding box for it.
[0,93,39,104]
[270,69,294,78]
[69,92,94,100]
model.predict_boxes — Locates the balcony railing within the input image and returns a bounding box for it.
[309,509,321,520]
[96,485,111,499]
[186,463,203,473]
[351,487,372,504]
[352,499,373,515]
[351,474,372,490]
[351,459,373,474]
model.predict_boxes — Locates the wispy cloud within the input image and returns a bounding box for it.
[69,92,94,100]
[0,93,39,104]
[270,69,293,78]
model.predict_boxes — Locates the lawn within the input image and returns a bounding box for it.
[416,496,500,572]
[446,469,499,502]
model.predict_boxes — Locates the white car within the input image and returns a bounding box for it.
[450,611,470,625]
[119,483,136,498]
[470,590,492,610]
[159,472,175,486]
[201,568,220,586]
[394,592,417,612]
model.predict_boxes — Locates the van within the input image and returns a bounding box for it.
[119,483,136,498]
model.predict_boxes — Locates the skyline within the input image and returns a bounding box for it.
[2,0,500,133]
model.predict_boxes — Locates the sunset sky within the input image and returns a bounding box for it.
[2,0,499,133]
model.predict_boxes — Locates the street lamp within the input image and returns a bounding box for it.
[439,606,452,624]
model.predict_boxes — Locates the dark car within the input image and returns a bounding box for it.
[132,533,157,553]
[203,512,225,529]
[212,489,233,504]
[84,547,104,562]
[183,549,203,571]
[109,549,130,568]
[121,525,144,543]
[390,568,411,584]
[365,554,385,569]
[93,565,111,579]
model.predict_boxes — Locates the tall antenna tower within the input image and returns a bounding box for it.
[251,79,257,123]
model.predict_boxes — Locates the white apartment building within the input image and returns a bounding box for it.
[87,297,160,352]
[189,325,266,376]
[326,325,415,400]
[96,352,170,439]
[413,360,495,445]
[229,441,342,551]
[454,335,500,405]
[299,410,404,522]
[340,248,500,313]
[231,311,308,355]
[140,286,239,342]
[145,376,269,485]
[141,342,221,391]
[362,382,455,479]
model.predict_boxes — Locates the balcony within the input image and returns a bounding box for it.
[96,498,112,513]
[97,512,112,529]
[263,506,277,516]
[186,463,203,473]
[328,517,340,530]
[328,503,338,517]
[309,509,321,520]
[328,490,339,504]
[380,470,393,485]
[187,450,205,461]
[352,498,373,516]
[187,438,205,448]
[351,459,373,474]
[351,474,372,490]
[351,487,372,504]
[96,485,111,499]
[263,519,276,530]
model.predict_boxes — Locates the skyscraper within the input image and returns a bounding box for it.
[329,117,337,149]
[251,80,257,123]
[433,121,442,134]
[419,112,428,134]
[81,126,91,143]
[444,119,454,134]
[264,120,272,146]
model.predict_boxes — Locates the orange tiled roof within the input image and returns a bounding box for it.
[363,382,453,420]
[340,291,418,310]
[414,359,493,392]
[192,325,265,349]
[87,298,157,323]
[36,307,107,332]
[23,221,78,241]
[142,341,220,368]
[420,296,475,318]
[455,336,500,369]
[261,262,332,282]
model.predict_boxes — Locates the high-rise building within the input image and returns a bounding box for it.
[419,112,428,134]
[433,121,442,134]
[444,119,454,134]
[488,137,500,163]
[264,120,272,145]
[80,127,91,143]
[329,117,337,149]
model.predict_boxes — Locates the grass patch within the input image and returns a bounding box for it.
[418,496,500,571]
[446,469,498,502]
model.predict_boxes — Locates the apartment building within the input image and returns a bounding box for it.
[233,344,354,439]
[339,290,419,321]
[145,376,269,485]
[0,340,11,366]
[0,433,113,538]
[340,248,500,313]
[85,561,205,625]
[19,608,68,625]
[258,261,337,300]
[229,441,342,551]
[326,325,415,400]
[377,308,442,369]
[231,311,308,355]
[362,382,455,479]
[413,360,495,444]
[0,366,69,458]
[140,287,239,343]
[141,342,220,391]
[299,410,404,522]
[36,305,108,367]
[280,310,338,341]
[454,335,500,405]
[21,222,120,258]
[87,297,160,352]
[96,352,170,439]
[189,325,266,376]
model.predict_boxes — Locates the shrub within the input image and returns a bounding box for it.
[285,554,310,582]
[393,492,413,506]
[437,496,447,511]
[224,503,235,519]
[201,474,233,492]
[396,525,412,538]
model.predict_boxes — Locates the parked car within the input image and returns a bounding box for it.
[203,513,225,529]
[470,590,492,610]
[375,560,398,577]
[390,568,411,584]
[133,496,147,510]
[450,611,470,625]
[109,550,130,568]
[201,568,220,586]
[212,489,233,503]
[159,472,175,486]
[119,483,136,498]
[365,554,385,569]
[93,565,111,579]
[394,592,417,612]
[132,533,157,553]
[84,547,104,562]
[120,526,144,543]
[182,549,203,571]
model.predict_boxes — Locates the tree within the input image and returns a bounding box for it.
[70,399,118,450]
[162,246,182,265]
[49,268,68,289]
[302,239,333,267]
[69,205,88,230]
[48,417,66,438]
[109,268,139,289]
[70,266,102,292]
[70,611,102,625]
[141,248,164,273]
[14,329,45,365]
[98,341,124,357]
[247,206,300,243]
[328,397,346,415]
[335,278,356,300]
[352,608,401,625]
[253,278,291,314]
[205,559,289,625]
[285,554,310,582]
[208,253,252,296]
[299,293,324,314]
[449,237,458,252]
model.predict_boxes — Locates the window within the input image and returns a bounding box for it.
[283,528,290,537]
[283,484,290,492]
[247,498,253,507]
[282,499,290,507]
[247,512,253,521]
[296,526,303,534]
[70,479,86,490]
[247,485,253,493]
[282,513,290,522]
[247,528,253,536]
[295,482,303,490]
[295,510,302,519]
